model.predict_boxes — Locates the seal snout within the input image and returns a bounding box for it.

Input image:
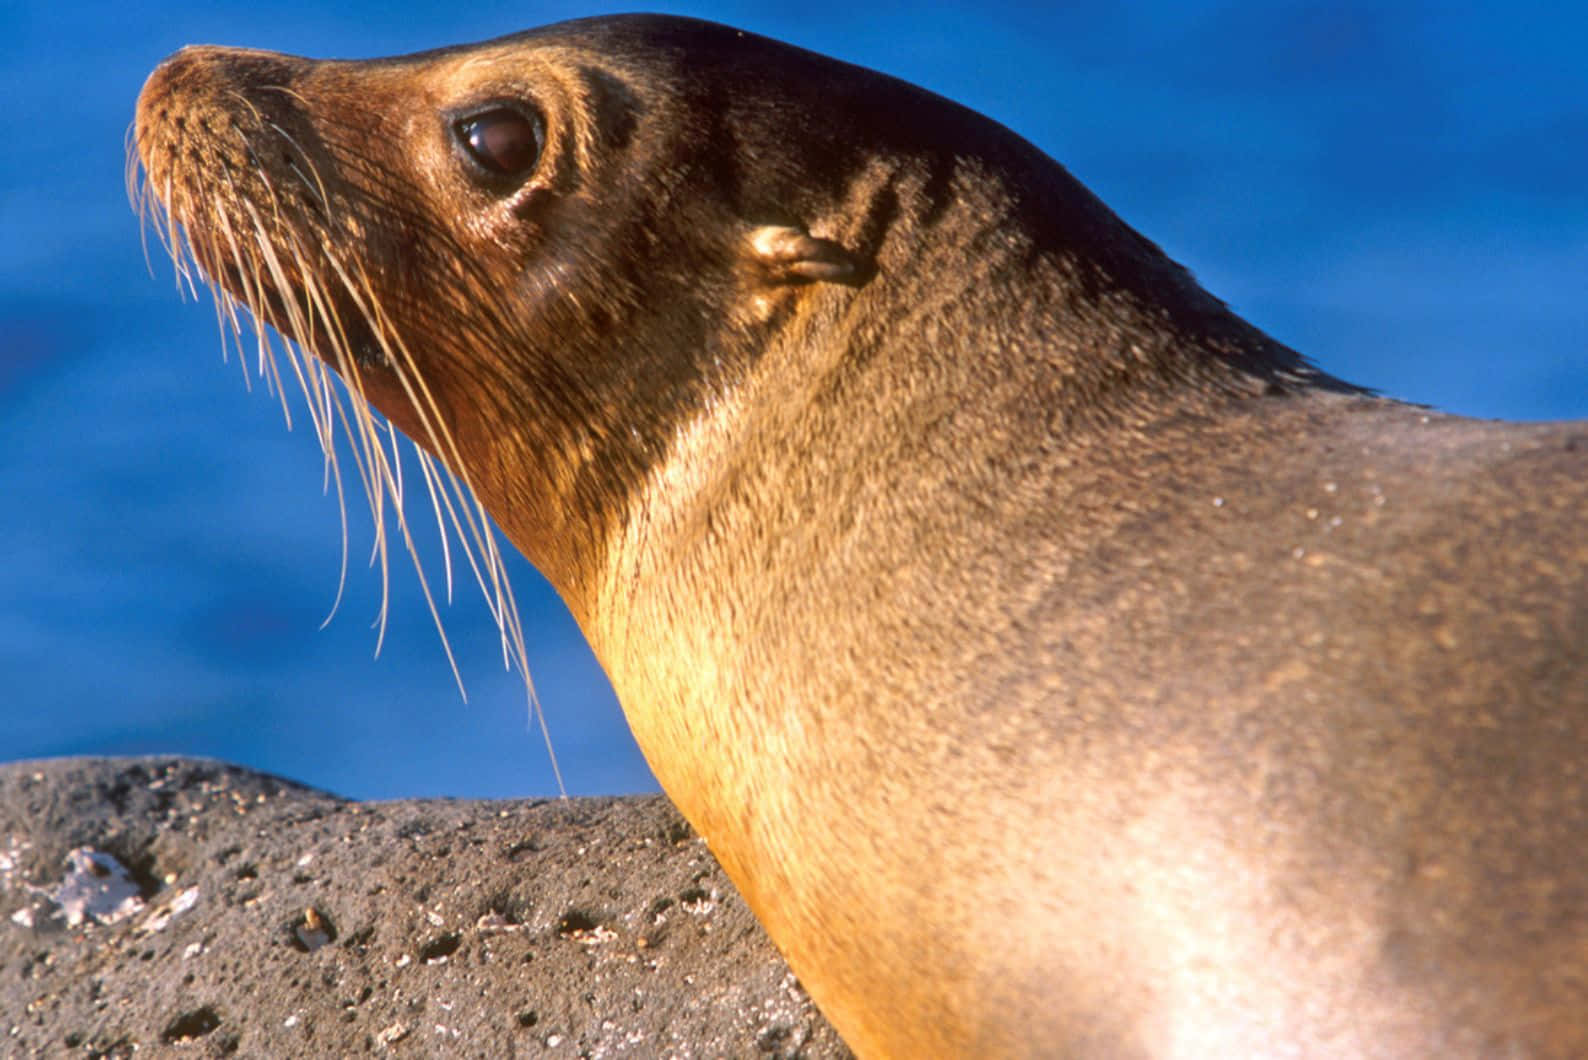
[137,45,301,137]
[133,41,387,383]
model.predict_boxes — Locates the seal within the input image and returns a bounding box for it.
[134,15,1588,1056]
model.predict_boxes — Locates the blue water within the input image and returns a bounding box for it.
[3,2,1584,800]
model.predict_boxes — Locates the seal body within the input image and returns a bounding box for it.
[135,16,1588,1056]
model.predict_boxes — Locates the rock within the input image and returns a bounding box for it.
[0,757,847,1057]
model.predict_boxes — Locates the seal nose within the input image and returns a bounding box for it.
[136,45,308,147]
[135,45,323,198]
[138,46,240,125]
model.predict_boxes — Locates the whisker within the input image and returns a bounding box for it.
[135,100,566,796]
[416,447,458,605]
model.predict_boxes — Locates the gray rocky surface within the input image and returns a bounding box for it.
[0,757,848,1058]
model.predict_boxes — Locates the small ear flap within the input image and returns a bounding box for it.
[748,225,868,285]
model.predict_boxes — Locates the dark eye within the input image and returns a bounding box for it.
[453,105,544,179]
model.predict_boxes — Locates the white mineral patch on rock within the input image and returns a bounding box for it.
[50,849,145,927]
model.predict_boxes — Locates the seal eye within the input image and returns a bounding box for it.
[453,105,544,180]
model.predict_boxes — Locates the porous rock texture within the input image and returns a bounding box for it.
[0,757,848,1058]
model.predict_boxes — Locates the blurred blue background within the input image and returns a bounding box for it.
[3,2,1584,800]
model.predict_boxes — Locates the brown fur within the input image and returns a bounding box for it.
[135,16,1588,1056]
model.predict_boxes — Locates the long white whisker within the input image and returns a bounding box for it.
[415,443,458,606]
[135,103,567,796]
